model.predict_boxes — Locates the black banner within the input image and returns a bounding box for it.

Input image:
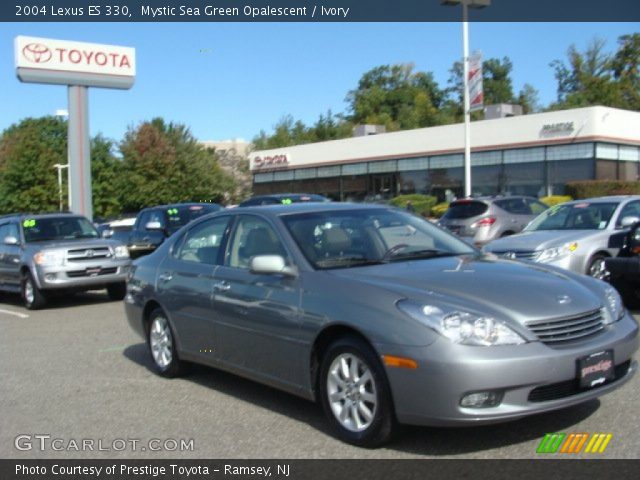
[3,460,640,480]
[2,0,640,22]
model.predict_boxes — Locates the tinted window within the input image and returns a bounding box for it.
[616,201,640,227]
[23,217,98,242]
[526,202,618,231]
[441,201,488,220]
[494,198,531,215]
[176,216,230,265]
[166,204,222,235]
[226,216,288,269]
[283,208,475,270]
[527,199,549,215]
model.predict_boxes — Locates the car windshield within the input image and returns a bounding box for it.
[525,202,618,231]
[283,208,477,270]
[23,216,99,242]
[166,204,221,234]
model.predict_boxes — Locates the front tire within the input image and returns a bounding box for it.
[587,254,610,281]
[318,336,396,447]
[107,283,127,301]
[147,308,186,378]
[22,271,47,310]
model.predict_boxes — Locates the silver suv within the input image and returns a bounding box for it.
[438,196,548,245]
[0,213,131,309]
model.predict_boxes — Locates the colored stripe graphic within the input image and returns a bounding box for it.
[537,433,613,454]
[537,433,566,453]
[585,433,613,453]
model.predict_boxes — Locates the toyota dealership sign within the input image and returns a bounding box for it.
[15,36,135,89]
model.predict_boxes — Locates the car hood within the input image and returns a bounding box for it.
[24,238,123,250]
[485,229,603,252]
[330,255,603,325]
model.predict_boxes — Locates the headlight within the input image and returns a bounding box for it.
[33,250,65,266]
[602,286,624,325]
[113,245,130,259]
[397,300,526,346]
[537,242,578,263]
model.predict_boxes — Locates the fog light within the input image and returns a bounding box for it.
[460,391,502,408]
[44,273,57,281]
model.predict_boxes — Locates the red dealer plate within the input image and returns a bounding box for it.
[578,350,614,389]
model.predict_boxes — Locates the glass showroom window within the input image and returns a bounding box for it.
[399,170,429,195]
[430,167,463,202]
[503,162,544,197]
[472,165,503,196]
[547,159,595,195]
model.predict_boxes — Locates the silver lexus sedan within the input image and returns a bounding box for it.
[124,203,638,447]
[485,196,640,280]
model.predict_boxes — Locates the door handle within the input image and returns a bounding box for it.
[213,281,231,292]
[158,272,173,282]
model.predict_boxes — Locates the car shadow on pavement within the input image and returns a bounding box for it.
[0,290,115,310]
[123,342,602,455]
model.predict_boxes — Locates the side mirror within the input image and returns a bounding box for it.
[101,229,114,239]
[250,255,297,277]
[145,221,164,231]
[620,216,640,228]
[4,235,19,246]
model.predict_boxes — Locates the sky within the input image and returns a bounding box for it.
[1,22,638,144]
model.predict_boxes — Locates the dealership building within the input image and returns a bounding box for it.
[249,106,640,202]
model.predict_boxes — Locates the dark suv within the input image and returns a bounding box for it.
[0,213,131,309]
[238,194,330,207]
[127,203,222,258]
[438,196,548,245]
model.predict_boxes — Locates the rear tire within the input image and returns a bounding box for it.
[318,336,396,447]
[147,308,187,378]
[107,283,127,301]
[22,271,47,310]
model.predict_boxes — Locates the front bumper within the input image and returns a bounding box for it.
[380,311,638,427]
[35,260,131,290]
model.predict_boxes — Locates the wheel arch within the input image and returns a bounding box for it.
[309,323,380,400]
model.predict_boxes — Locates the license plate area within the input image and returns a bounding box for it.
[86,267,101,277]
[578,350,614,389]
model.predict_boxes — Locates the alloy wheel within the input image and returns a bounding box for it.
[150,315,173,369]
[326,353,378,432]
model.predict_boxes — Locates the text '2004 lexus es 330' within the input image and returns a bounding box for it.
[125,203,638,447]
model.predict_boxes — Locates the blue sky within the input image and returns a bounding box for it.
[1,22,637,143]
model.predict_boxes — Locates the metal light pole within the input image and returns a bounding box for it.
[442,0,490,198]
[53,163,69,211]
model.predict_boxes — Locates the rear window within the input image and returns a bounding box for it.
[441,201,488,220]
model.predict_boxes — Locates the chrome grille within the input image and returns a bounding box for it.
[492,250,540,261]
[67,247,112,261]
[526,309,604,345]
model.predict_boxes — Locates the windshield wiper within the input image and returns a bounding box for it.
[316,257,386,269]
[386,249,459,262]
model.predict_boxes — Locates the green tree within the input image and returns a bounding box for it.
[346,63,443,130]
[611,33,640,110]
[517,83,541,114]
[549,38,623,109]
[119,118,234,211]
[0,116,67,214]
[91,135,123,219]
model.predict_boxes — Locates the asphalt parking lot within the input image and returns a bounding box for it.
[1,291,639,459]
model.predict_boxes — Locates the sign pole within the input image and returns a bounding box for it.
[462,2,471,198]
[67,85,93,221]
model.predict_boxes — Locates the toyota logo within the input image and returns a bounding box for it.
[22,43,52,64]
[85,249,94,258]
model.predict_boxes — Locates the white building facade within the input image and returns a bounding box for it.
[249,106,640,202]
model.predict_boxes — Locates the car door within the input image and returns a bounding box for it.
[495,198,533,233]
[0,223,11,286]
[129,209,166,257]
[156,215,232,361]
[2,222,22,289]
[212,214,304,387]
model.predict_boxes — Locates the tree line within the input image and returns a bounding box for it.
[0,117,236,220]
[253,33,640,150]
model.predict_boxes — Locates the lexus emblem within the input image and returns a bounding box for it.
[22,43,52,64]
[557,295,572,305]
